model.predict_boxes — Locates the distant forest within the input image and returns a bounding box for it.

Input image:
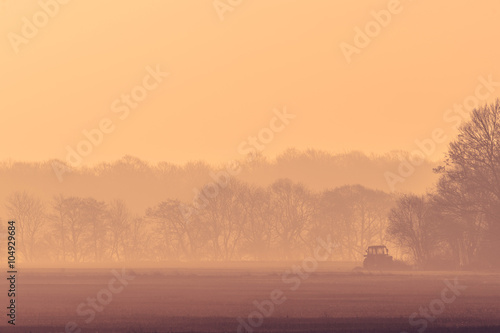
[3,101,500,269]
[0,148,437,216]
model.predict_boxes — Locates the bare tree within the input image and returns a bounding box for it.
[147,199,200,260]
[58,197,87,262]
[239,186,274,260]
[199,181,247,261]
[51,194,68,262]
[434,99,500,267]
[318,185,393,261]
[269,179,314,259]
[122,216,151,262]
[6,192,46,262]
[83,198,107,262]
[107,199,130,261]
[387,194,442,267]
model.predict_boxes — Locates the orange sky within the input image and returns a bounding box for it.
[1,0,499,166]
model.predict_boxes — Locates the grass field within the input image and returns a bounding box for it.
[2,262,500,332]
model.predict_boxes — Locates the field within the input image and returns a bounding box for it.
[3,262,500,332]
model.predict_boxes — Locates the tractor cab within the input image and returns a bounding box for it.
[363,245,393,269]
[365,245,389,256]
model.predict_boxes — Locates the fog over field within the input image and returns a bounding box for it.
[1,0,500,332]
[3,266,500,332]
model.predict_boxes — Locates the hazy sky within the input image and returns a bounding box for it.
[1,0,499,166]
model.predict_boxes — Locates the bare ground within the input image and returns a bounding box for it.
[2,263,500,332]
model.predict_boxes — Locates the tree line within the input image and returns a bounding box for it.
[4,182,393,263]
[0,148,436,219]
[3,100,499,269]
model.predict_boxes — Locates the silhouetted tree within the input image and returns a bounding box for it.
[147,199,200,260]
[269,179,314,259]
[387,194,443,267]
[6,192,46,262]
[239,186,273,260]
[108,199,130,261]
[317,185,393,261]
[83,198,107,261]
[122,216,151,262]
[200,181,247,260]
[59,197,87,262]
[434,99,500,267]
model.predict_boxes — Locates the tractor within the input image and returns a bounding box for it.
[363,245,393,269]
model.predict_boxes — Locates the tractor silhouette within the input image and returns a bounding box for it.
[363,245,393,269]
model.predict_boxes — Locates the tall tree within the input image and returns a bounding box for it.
[60,197,87,262]
[319,185,393,261]
[147,199,200,260]
[239,186,274,260]
[83,198,107,262]
[269,179,314,259]
[387,194,442,267]
[107,199,130,261]
[6,192,46,262]
[435,99,500,266]
[199,181,247,260]
[51,194,68,262]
